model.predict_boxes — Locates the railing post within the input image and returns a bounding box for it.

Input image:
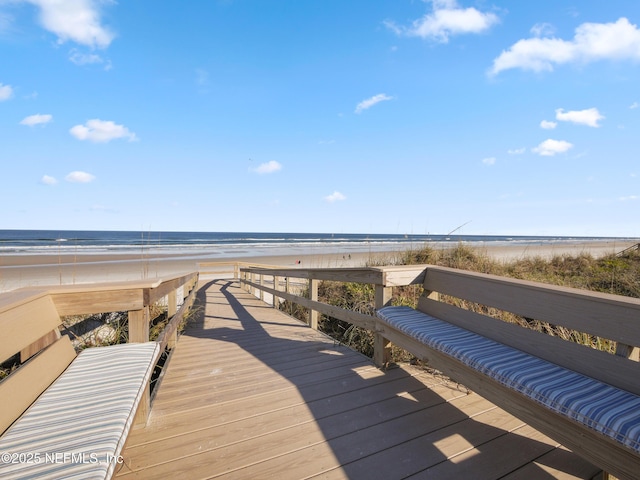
[374,285,393,368]
[259,274,265,301]
[273,275,280,308]
[167,290,178,349]
[234,263,239,280]
[129,306,150,343]
[309,278,318,330]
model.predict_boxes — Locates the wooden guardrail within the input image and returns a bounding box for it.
[236,264,426,364]
[235,263,640,479]
[617,242,640,257]
[10,271,199,353]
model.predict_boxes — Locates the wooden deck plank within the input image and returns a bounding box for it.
[116,280,600,479]
[501,447,603,480]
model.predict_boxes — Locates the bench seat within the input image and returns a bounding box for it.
[377,305,640,455]
[0,341,160,479]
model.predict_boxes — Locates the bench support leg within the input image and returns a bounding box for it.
[374,332,392,369]
[133,383,152,429]
[374,285,393,369]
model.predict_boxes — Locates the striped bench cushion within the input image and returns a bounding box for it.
[0,342,160,479]
[377,306,640,454]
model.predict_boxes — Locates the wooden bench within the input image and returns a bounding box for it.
[0,290,161,479]
[374,265,640,480]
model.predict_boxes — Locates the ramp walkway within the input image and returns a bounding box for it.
[115,279,600,479]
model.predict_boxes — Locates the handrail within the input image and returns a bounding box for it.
[1,271,200,350]
[617,242,640,257]
[236,265,425,336]
[236,263,640,366]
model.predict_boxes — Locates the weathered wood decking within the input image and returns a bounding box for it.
[115,280,601,479]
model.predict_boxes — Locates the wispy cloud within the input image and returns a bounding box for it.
[482,157,496,166]
[507,147,526,155]
[556,108,604,127]
[532,139,573,156]
[619,195,638,201]
[385,0,499,43]
[355,93,393,114]
[70,119,138,143]
[40,175,57,185]
[540,120,557,130]
[630,102,639,110]
[251,160,282,174]
[24,0,114,48]
[490,17,640,76]
[20,113,52,126]
[0,83,13,101]
[69,49,111,70]
[324,191,346,202]
[65,171,96,183]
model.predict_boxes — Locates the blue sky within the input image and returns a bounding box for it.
[1,0,639,236]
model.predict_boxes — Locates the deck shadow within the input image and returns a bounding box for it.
[117,279,600,479]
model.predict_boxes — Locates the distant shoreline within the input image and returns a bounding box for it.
[0,239,636,293]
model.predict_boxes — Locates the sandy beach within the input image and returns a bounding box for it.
[0,239,636,293]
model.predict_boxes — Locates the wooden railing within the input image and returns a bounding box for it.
[3,271,200,362]
[231,264,426,365]
[231,263,640,371]
[231,263,640,479]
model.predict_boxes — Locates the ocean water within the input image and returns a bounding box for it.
[0,230,635,260]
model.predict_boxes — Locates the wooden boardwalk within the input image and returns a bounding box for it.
[115,280,601,479]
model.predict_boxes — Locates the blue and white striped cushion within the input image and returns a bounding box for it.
[0,342,160,479]
[377,306,640,453]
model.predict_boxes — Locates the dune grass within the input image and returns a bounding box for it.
[282,243,640,361]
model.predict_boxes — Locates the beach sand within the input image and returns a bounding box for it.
[0,240,636,293]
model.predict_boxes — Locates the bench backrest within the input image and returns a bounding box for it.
[0,292,76,434]
[418,265,640,396]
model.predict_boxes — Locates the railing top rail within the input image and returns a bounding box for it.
[424,264,640,307]
[0,271,199,315]
[199,261,280,269]
[239,264,429,287]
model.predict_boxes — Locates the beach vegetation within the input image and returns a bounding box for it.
[280,244,640,362]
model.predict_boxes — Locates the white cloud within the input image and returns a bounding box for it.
[25,0,114,48]
[0,83,13,101]
[70,119,137,143]
[540,120,557,129]
[619,195,638,201]
[555,107,604,127]
[532,139,574,156]
[20,113,52,126]
[324,191,346,202]
[65,171,95,183]
[507,147,526,155]
[40,175,57,185]
[530,22,555,38]
[630,102,639,109]
[482,157,496,166]
[251,160,282,174]
[490,17,640,76]
[68,49,111,69]
[355,93,393,114]
[385,0,499,43]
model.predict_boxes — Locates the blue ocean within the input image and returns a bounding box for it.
[0,230,635,259]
